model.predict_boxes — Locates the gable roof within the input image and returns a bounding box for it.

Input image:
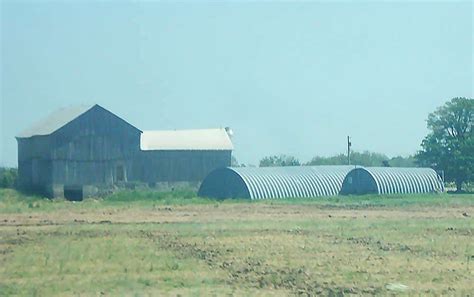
[17,105,94,138]
[140,128,233,151]
[16,104,141,138]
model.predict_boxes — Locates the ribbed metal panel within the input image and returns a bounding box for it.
[341,167,444,195]
[198,166,353,199]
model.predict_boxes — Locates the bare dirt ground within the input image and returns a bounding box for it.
[1,203,473,226]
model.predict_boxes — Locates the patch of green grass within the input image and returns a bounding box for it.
[0,189,213,214]
[1,189,473,215]
[103,189,215,205]
[0,189,54,213]
[262,193,474,208]
[106,189,196,201]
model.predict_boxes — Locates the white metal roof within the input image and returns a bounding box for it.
[140,128,234,151]
[17,105,94,138]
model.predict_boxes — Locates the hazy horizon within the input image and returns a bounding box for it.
[1,1,473,167]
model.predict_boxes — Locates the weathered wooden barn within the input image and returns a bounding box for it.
[16,105,233,199]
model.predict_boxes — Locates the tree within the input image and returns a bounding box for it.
[416,97,474,192]
[259,155,300,167]
[389,155,416,167]
[306,151,415,167]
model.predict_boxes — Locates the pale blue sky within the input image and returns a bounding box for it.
[1,1,473,167]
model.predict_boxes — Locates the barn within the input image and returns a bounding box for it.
[16,104,233,199]
[134,129,233,189]
[339,167,444,195]
[198,166,353,199]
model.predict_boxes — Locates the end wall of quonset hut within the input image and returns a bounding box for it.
[339,168,378,195]
[198,167,250,199]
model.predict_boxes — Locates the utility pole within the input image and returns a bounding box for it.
[347,136,351,165]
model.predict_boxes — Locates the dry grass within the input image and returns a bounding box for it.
[0,190,473,296]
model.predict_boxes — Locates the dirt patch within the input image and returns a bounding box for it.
[346,236,411,252]
[445,227,473,236]
[0,228,33,257]
[2,204,473,227]
[144,231,382,296]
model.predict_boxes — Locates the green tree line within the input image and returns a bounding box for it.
[257,152,415,168]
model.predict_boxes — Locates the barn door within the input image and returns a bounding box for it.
[115,163,127,182]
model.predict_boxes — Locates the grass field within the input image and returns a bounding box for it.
[0,189,473,296]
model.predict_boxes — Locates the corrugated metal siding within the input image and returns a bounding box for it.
[199,166,353,199]
[341,167,444,195]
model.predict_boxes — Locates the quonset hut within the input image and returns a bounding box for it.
[16,105,233,199]
[340,167,444,195]
[198,166,353,199]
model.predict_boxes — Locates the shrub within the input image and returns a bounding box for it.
[0,168,18,189]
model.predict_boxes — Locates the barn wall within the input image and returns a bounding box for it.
[133,150,232,184]
[17,106,141,194]
[49,106,141,186]
[17,136,52,189]
[51,105,141,160]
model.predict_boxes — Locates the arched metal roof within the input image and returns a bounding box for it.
[340,167,444,195]
[198,166,353,199]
